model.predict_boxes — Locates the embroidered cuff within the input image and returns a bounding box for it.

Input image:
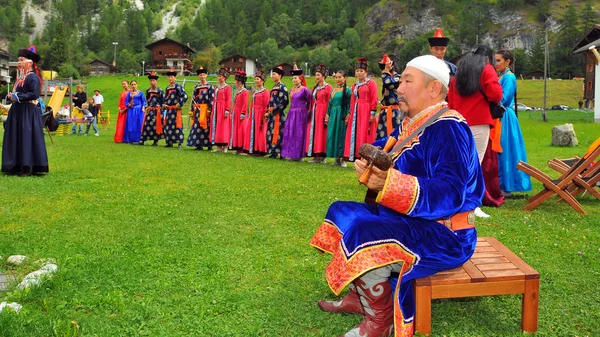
[370,110,377,116]
[376,169,420,215]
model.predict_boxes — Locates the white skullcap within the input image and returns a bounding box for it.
[406,55,450,89]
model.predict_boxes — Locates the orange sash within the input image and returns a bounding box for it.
[166,105,182,129]
[195,103,209,129]
[272,114,281,145]
[146,106,163,134]
[381,105,400,135]
[490,119,502,153]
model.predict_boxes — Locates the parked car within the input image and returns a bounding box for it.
[516,103,533,112]
[550,105,571,110]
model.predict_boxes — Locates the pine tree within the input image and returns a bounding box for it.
[551,4,582,78]
[580,0,598,33]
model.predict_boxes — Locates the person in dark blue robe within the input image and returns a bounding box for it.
[266,66,289,159]
[187,66,214,150]
[141,72,165,146]
[428,28,457,77]
[312,55,484,337]
[376,54,403,140]
[2,46,48,176]
[162,68,188,148]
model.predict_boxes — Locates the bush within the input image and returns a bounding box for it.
[58,63,81,79]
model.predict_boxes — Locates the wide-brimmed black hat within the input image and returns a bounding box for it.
[196,66,208,75]
[18,45,41,63]
[166,68,177,76]
[147,71,159,80]
[428,28,450,47]
[314,64,329,77]
[271,66,284,76]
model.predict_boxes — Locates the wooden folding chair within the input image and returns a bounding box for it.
[548,155,600,201]
[516,137,600,214]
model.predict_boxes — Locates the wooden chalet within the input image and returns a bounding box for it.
[89,59,115,76]
[145,38,196,76]
[219,54,257,75]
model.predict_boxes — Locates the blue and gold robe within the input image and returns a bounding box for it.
[187,82,215,148]
[311,104,484,337]
[377,71,402,140]
[141,87,165,142]
[163,83,188,145]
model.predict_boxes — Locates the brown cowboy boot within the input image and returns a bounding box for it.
[318,283,364,315]
[337,279,394,337]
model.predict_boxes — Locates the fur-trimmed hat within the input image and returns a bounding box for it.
[428,28,450,47]
[217,67,230,78]
[147,71,159,80]
[18,45,40,63]
[235,71,247,82]
[314,64,329,77]
[355,57,368,71]
[271,66,284,76]
[196,66,208,75]
[254,70,267,82]
[166,68,177,76]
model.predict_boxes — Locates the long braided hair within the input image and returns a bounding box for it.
[337,70,349,114]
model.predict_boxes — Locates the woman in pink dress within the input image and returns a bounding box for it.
[344,57,379,162]
[243,70,269,155]
[210,67,232,152]
[230,71,249,153]
[114,80,129,143]
[305,64,332,163]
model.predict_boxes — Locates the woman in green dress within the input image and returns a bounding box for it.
[325,70,351,167]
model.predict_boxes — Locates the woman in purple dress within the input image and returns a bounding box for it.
[281,68,311,161]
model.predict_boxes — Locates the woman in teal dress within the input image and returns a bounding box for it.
[495,50,531,195]
[325,71,351,167]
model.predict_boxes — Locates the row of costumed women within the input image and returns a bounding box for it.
[116,57,397,165]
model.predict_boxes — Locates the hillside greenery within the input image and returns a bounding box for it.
[0,0,598,78]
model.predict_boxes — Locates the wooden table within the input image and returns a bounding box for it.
[413,237,540,335]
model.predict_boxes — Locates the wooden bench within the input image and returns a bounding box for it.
[413,237,539,335]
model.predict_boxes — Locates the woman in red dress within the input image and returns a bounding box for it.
[243,70,269,155]
[230,71,249,153]
[210,68,232,152]
[344,57,378,162]
[305,64,332,163]
[114,80,129,143]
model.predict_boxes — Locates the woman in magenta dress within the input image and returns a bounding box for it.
[306,64,332,163]
[344,57,379,162]
[281,67,311,161]
[114,80,129,143]
[243,70,269,155]
[230,71,249,153]
[210,67,232,152]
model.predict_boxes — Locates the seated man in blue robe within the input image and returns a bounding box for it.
[311,55,484,337]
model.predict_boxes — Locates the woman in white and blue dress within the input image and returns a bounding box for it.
[495,50,531,196]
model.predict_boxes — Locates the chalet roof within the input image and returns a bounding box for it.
[219,54,249,64]
[572,24,600,54]
[145,38,196,54]
[89,59,112,67]
[522,69,544,75]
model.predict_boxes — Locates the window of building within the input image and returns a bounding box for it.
[588,81,593,91]
[158,50,163,56]
[587,64,594,73]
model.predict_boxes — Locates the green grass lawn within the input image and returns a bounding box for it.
[0,78,599,336]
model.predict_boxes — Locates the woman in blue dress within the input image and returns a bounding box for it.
[123,80,146,144]
[495,50,531,195]
[2,46,48,176]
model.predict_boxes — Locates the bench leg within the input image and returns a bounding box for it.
[414,284,432,336]
[521,279,539,333]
